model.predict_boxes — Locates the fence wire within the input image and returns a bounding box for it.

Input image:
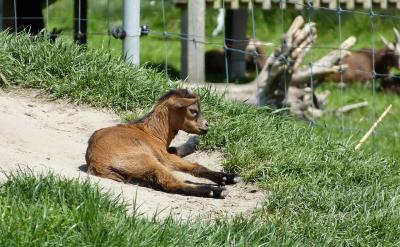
[0,0,398,146]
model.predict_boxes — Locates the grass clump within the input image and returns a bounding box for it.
[0,172,295,246]
[0,33,399,246]
[0,32,171,113]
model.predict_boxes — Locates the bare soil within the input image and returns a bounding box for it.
[0,88,265,219]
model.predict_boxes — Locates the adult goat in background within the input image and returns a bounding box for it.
[333,28,400,83]
[205,38,266,75]
[85,89,239,199]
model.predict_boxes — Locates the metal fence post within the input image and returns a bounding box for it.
[123,0,140,65]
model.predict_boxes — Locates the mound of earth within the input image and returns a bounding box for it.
[0,88,265,219]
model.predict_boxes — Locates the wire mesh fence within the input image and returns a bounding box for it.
[0,0,399,157]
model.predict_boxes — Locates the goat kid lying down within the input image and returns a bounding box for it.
[85,89,240,198]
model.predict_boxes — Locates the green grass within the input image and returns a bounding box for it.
[0,32,400,246]
[315,83,400,160]
[0,172,283,246]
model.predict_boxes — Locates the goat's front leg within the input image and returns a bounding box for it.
[165,154,240,185]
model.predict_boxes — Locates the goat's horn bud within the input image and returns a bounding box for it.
[393,28,400,43]
[380,34,394,50]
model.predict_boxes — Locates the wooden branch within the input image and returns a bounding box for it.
[285,87,330,119]
[291,36,356,86]
[315,36,356,67]
[336,101,368,114]
[285,16,305,46]
[188,17,356,120]
[354,104,392,151]
[253,16,318,107]
[248,40,274,48]
[291,65,343,87]
[186,82,258,104]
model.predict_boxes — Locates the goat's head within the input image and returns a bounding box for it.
[380,28,400,68]
[160,89,209,135]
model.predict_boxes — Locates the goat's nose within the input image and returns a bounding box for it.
[205,122,209,128]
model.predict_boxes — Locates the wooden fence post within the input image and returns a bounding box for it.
[180,1,205,83]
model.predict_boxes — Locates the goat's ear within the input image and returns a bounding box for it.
[380,35,395,50]
[169,98,197,108]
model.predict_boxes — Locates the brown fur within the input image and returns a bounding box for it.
[381,74,400,94]
[205,40,266,75]
[205,49,226,75]
[85,89,239,198]
[244,39,266,72]
[333,47,399,83]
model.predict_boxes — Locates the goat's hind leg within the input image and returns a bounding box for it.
[87,164,125,183]
[165,155,240,185]
[189,164,241,185]
[115,154,228,198]
[148,163,228,198]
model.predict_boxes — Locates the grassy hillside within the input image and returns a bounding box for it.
[0,33,399,246]
[0,172,289,246]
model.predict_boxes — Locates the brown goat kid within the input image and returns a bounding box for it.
[85,89,239,199]
[333,28,400,83]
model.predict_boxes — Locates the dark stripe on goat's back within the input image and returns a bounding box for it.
[129,111,153,124]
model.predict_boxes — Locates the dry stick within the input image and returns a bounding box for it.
[354,104,392,151]
[336,101,368,114]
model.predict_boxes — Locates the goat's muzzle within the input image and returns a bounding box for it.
[198,128,208,135]
[198,122,209,135]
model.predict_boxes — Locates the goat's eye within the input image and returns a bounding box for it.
[189,109,198,117]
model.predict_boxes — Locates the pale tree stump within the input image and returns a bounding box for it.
[190,16,357,120]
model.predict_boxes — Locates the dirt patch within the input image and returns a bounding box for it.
[0,88,265,219]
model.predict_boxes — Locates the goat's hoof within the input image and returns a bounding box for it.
[233,175,241,183]
[167,146,178,155]
[196,185,227,198]
[222,173,241,185]
[210,186,228,199]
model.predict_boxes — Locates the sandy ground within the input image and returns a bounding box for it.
[0,88,265,219]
